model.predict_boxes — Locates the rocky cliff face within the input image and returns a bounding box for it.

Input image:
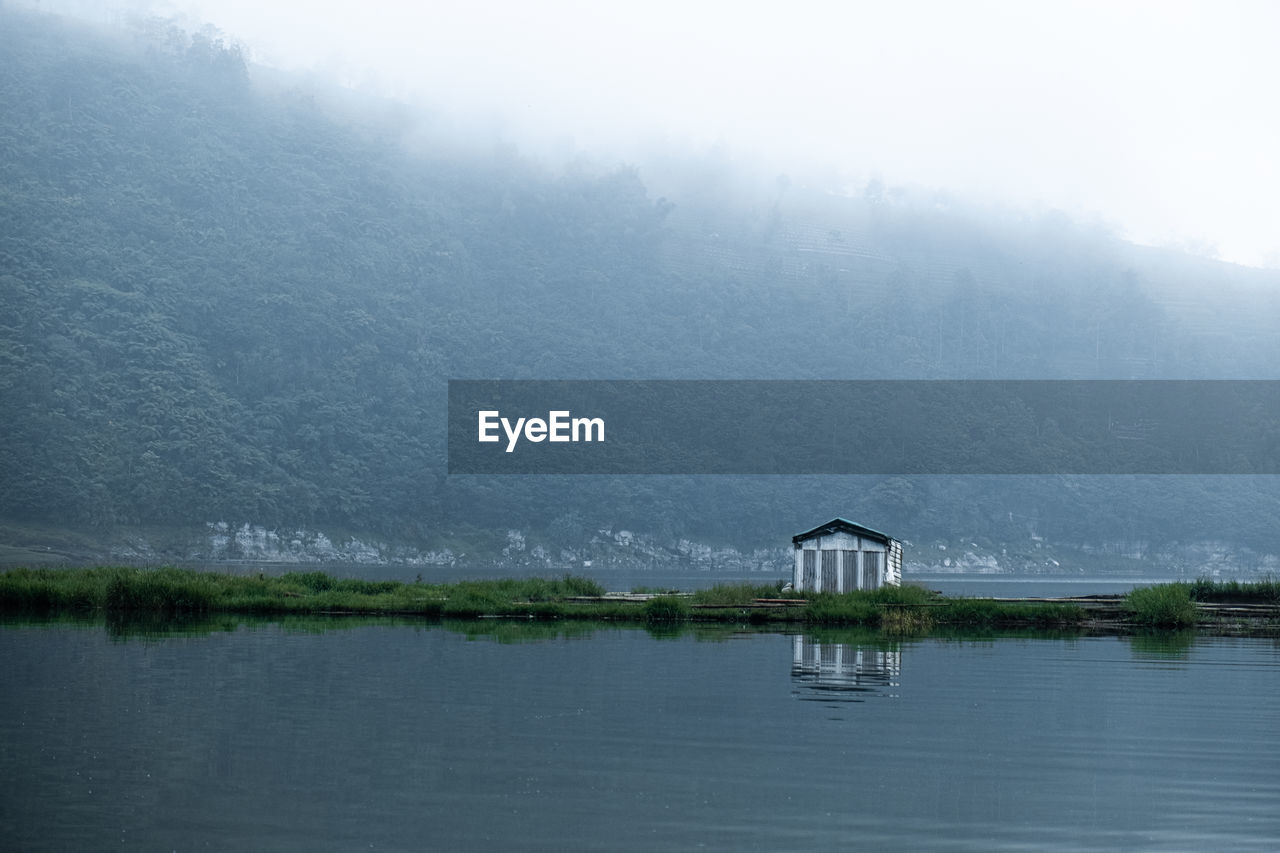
[74,521,1279,581]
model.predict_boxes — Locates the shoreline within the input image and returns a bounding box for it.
[2,566,1277,637]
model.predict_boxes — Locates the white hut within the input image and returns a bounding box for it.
[792,518,902,592]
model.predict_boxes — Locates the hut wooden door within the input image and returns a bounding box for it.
[863,551,883,590]
[821,550,839,592]
[841,550,857,591]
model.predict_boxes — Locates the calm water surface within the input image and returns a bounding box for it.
[2,621,1277,851]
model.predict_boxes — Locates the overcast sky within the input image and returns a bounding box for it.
[38,0,1280,268]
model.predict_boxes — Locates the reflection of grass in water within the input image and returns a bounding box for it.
[1128,629,1197,658]
[880,607,934,635]
[105,612,236,640]
[450,620,774,644]
[3,610,426,640]
[926,625,1088,643]
[4,611,629,643]
[101,612,426,640]
[4,611,1209,649]
[800,626,903,649]
[643,621,687,640]
[445,618,611,644]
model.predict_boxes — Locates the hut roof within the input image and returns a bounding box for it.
[793,518,897,545]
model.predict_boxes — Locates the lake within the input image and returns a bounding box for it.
[2,618,1277,851]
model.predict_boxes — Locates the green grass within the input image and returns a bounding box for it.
[103,567,217,613]
[797,586,1083,631]
[17,568,1276,634]
[689,583,798,606]
[1125,583,1199,628]
[0,567,1077,629]
[0,567,603,618]
[1187,575,1280,604]
[800,593,880,625]
[642,595,690,622]
[938,598,1085,628]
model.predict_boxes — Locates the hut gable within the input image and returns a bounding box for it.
[793,518,895,545]
[792,518,903,592]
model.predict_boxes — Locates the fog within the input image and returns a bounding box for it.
[9,0,1280,565]
[25,0,1280,269]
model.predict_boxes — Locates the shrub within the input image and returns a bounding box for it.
[281,571,334,592]
[643,595,689,622]
[333,578,400,595]
[1126,583,1198,628]
[690,584,784,607]
[1188,575,1280,604]
[801,593,877,625]
[103,568,214,613]
[0,569,59,609]
[559,575,605,597]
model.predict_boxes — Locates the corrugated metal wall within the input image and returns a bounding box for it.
[793,531,903,591]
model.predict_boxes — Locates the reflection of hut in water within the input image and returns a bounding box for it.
[791,636,900,701]
[792,518,902,592]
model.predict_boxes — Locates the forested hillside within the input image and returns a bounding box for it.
[4,7,1280,569]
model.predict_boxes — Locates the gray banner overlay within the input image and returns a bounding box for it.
[447,380,1280,474]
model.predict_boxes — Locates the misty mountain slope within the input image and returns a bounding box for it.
[651,182,1280,380]
[4,7,1280,563]
[0,9,673,533]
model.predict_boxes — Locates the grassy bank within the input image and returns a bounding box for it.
[6,568,1278,633]
[1124,583,1199,628]
[1123,576,1280,629]
[1187,576,1280,604]
[0,566,610,620]
[0,566,1092,630]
